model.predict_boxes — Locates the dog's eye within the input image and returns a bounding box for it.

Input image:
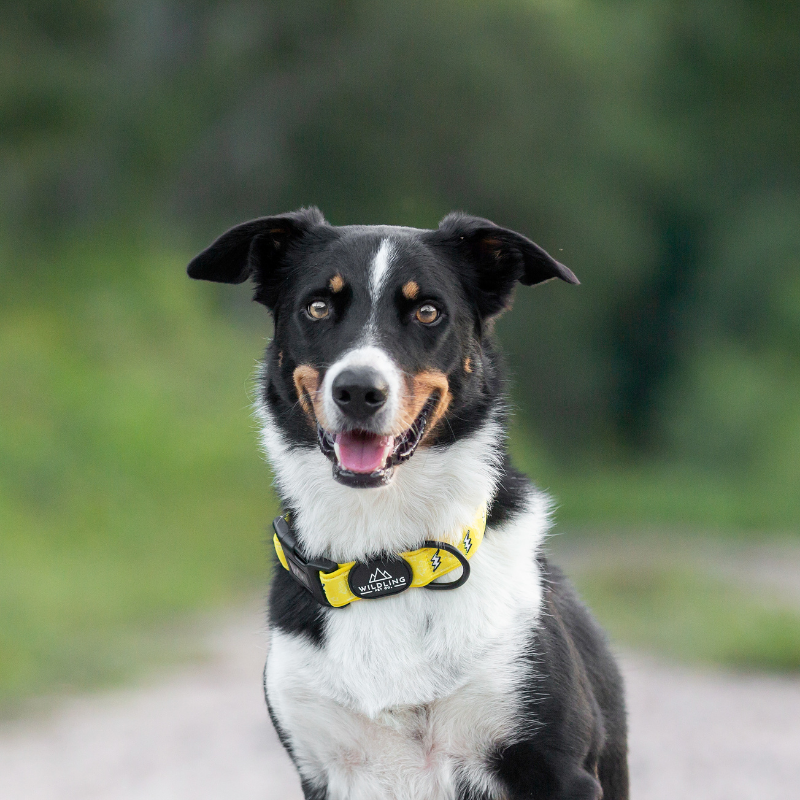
[415,304,440,325]
[307,300,330,320]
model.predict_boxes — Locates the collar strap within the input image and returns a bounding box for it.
[272,504,488,608]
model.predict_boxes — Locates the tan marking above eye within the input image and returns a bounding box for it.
[329,274,345,293]
[307,300,330,319]
[463,357,472,373]
[415,304,439,324]
[402,280,419,300]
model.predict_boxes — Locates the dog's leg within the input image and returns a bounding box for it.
[597,743,630,800]
[265,662,330,799]
[299,777,328,800]
[266,694,329,799]
[488,748,603,800]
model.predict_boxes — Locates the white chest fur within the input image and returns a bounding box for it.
[265,507,549,800]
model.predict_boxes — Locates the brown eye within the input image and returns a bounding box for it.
[415,304,440,325]
[307,300,330,320]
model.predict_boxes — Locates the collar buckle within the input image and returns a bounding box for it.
[273,515,337,607]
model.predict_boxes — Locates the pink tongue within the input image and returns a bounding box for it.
[335,431,395,473]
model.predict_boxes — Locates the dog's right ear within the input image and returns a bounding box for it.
[187,207,326,306]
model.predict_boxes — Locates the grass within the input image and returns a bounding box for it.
[1,238,799,710]
[572,563,800,671]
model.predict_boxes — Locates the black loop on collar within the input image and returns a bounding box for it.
[422,540,471,590]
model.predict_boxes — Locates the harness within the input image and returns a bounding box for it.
[272,504,487,608]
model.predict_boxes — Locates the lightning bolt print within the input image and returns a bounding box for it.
[463,532,472,553]
[431,550,441,572]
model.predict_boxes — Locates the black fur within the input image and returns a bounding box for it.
[188,208,627,800]
[268,562,327,645]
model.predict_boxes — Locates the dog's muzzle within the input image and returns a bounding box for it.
[317,394,438,488]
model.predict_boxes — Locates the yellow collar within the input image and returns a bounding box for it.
[272,504,488,608]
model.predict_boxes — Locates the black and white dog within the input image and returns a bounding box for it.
[187,208,628,800]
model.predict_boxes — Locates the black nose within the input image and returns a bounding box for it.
[332,368,388,421]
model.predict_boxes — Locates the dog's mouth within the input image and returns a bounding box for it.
[317,397,436,488]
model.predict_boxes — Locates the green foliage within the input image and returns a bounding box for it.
[0,241,276,706]
[2,0,799,487]
[509,417,800,531]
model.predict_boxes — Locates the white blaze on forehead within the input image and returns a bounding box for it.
[369,238,394,305]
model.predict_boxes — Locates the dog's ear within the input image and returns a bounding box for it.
[187,207,327,307]
[433,212,579,319]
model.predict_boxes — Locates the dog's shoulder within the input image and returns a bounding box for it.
[536,556,628,745]
[482,554,627,797]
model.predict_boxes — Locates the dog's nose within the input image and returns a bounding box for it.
[332,368,388,421]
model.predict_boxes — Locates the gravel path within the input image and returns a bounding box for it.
[1,608,799,800]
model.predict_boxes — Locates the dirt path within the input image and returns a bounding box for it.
[1,607,799,800]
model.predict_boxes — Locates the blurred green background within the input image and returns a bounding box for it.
[2,0,799,709]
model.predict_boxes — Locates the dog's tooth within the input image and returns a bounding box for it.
[333,441,341,463]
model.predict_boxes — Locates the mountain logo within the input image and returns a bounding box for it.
[348,557,413,600]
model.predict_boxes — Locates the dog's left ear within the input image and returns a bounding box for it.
[433,212,579,319]
[187,207,327,308]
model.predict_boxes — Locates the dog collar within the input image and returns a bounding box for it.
[272,504,487,608]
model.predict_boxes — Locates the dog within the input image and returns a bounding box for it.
[187,208,628,800]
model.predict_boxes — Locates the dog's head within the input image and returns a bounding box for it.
[188,207,577,490]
